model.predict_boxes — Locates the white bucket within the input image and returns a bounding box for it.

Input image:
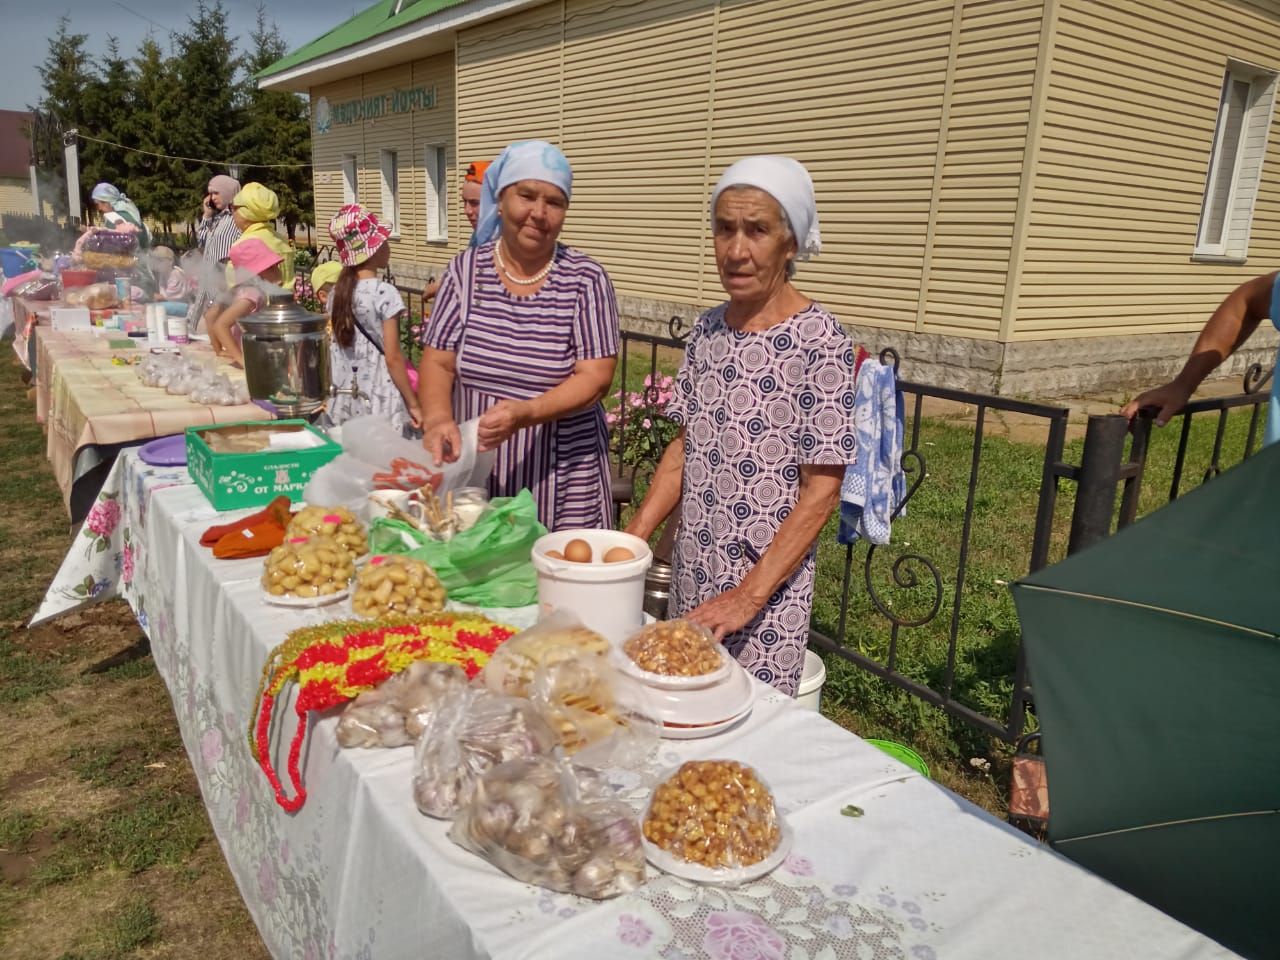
[795,650,827,712]
[531,529,652,644]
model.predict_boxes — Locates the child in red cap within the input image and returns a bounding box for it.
[326,205,421,435]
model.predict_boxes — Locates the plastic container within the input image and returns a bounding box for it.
[60,268,98,290]
[166,314,189,344]
[865,739,930,778]
[794,649,827,712]
[531,530,652,644]
[0,248,35,278]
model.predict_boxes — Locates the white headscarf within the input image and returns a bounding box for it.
[472,140,574,247]
[710,156,821,261]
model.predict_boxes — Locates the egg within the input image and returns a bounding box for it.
[603,546,635,563]
[563,539,593,563]
[545,549,564,560]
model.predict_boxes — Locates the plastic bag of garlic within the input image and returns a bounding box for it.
[449,754,647,899]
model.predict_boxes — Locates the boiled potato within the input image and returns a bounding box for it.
[351,555,447,619]
[260,534,356,601]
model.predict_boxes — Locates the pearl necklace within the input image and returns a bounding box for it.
[495,240,555,286]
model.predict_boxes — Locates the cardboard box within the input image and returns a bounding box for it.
[51,306,91,332]
[186,420,341,511]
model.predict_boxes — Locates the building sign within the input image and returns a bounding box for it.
[314,86,438,134]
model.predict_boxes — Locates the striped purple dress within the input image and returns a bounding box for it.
[422,241,619,531]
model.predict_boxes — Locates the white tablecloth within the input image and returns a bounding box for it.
[40,452,1239,960]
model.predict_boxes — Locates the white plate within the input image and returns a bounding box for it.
[645,662,755,727]
[262,587,350,608]
[614,644,734,691]
[643,820,793,885]
[659,704,752,740]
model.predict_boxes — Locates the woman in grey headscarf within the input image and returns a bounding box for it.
[626,156,856,696]
[90,182,149,246]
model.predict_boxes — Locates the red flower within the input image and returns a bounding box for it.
[295,643,351,669]
[345,654,391,689]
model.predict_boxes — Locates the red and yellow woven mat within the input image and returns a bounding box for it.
[251,612,514,811]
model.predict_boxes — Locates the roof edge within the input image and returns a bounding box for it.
[258,0,543,92]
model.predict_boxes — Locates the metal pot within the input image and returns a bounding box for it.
[240,292,330,417]
[643,559,673,621]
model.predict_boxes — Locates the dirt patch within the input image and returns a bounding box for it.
[1,828,56,885]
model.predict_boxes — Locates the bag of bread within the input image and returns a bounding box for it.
[479,610,610,698]
[530,653,659,770]
[412,686,559,818]
[449,755,646,899]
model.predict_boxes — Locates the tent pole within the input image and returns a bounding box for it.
[1068,414,1128,553]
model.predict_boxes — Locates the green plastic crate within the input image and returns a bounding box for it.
[185,420,341,511]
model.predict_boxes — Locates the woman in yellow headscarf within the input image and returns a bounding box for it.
[227,182,294,283]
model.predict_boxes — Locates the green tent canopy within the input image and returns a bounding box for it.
[1012,441,1280,960]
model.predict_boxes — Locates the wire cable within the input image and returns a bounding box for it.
[74,132,311,170]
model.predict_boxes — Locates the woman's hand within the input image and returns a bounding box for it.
[686,586,767,642]
[407,400,424,431]
[422,277,441,301]
[477,399,531,451]
[422,418,461,465]
[1120,380,1193,428]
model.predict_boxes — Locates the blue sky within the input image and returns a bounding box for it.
[0,1,363,112]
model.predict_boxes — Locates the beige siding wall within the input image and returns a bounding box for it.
[0,179,39,218]
[922,0,1042,339]
[310,51,458,274]
[1015,0,1280,340]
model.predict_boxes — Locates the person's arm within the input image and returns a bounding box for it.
[419,346,460,465]
[1122,272,1277,426]
[624,430,686,541]
[687,464,844,641]
[381,313,422,429]
[475,357,616,451]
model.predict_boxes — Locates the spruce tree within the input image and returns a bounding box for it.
[34,17,94,219]
[127,37,189,235]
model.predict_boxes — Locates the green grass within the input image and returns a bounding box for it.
[0,809,42,852]
[56,894,159,960]
[33,789,207,887]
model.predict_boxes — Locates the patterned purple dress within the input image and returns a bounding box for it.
[422,241,619,531]
[667,303,857,695]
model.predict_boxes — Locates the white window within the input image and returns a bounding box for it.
[425,145,448,243]
[380,149,400,237]
[341,154,358,205]
[1194,61,1277,261]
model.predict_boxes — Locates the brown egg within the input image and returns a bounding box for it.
[545,549,564,560]
[603,546,636,563]
[563,538,593,563]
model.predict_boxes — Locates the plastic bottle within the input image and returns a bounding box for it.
[166,313,189,344]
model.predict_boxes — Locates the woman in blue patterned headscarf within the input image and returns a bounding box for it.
[91,182,149,247]
[1122,272,1280,446]
[626,156,857,697]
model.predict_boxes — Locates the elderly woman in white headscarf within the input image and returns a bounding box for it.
[626,156,856,696]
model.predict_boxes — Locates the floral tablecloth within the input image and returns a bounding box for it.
[34,452,1239,960]
[33,326,267,519]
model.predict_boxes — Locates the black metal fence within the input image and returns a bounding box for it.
[612,323,1272,744]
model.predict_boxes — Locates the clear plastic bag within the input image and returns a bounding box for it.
[351,555,446,619]
[642,760,783,870]
[449,755,647,899]
[65,282,119,310]
[303,415,495,523]
[480,610,610,698]
[412,687,558,819]
[531,651,659,770]
[336,660,468,748]
[260,534,355,599]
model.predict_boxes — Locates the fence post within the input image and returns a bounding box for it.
[1068,414,1130,554]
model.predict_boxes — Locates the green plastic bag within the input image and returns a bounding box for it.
[367,489,547,607]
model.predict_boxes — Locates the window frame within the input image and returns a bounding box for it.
[1193,60,1278,263]
[424,144,449,244]
[341,153,358,205]
[380,149,400,238]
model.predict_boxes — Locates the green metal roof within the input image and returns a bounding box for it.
[257,0,469,80]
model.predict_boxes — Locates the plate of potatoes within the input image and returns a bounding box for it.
[261,534,356,606]
[350,555,447,619]
[616,619,734,690]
